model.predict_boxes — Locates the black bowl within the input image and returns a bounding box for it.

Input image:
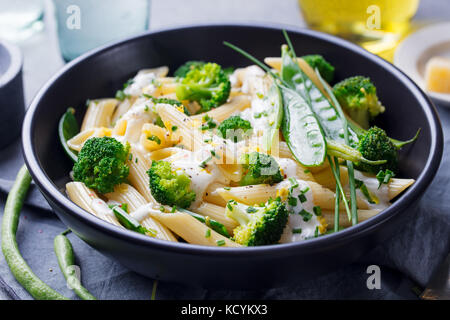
[22,24,443,289]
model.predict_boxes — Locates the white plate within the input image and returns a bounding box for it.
[394,22,450,107]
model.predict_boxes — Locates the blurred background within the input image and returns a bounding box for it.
[0,0,448,105]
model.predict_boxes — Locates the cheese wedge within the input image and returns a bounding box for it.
[425,57,450,94]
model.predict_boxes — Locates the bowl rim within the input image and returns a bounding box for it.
[22,23,443,257]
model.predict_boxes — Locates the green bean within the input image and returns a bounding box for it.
[54,231,96,300]
[58,107,79,162]
[1,165,68,300]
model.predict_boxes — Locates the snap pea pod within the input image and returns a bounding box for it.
[262,83,283,153]
[58,108,79,163]
[223,40,327,166]
[281,86,327,166]
[280,44,358,145]
[1,165,68,300]
[178,208,230,238]
[54,231,96,300]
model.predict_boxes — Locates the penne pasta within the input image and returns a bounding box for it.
[191,95,251,123]
[193,202,238,234]
[149,209,241,247]
[127,146,155,203]
[67,127,113,152]
[112,97,137,125]
[66,182,122,227]
[104,184,177,241]
[313,166,415,200]
[81,98,118,131]
[214,181,369,211]
[322,209,381,228]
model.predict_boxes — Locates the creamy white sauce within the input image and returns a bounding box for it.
[130,203,154,222]
[91,198,114,217]
[124,72,157,96]
[240,66,265,94]
[277,157,298,179]
[119,97,156,143]
[168,148,226,208]
[353,170,390,210]
[277,179,323,242]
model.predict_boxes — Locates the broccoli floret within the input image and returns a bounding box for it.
[217,116,252,142]
[240,152,283,186]
[147,160,196,208]
[333,76,385,129]
[175,62,231,113]
[225,198,288,246]
[174,61,205,78]
[302,54,335,83]
[355,126,398,174]
[73,137,130,193]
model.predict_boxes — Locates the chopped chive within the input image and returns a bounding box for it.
[299,209,312,222]
[298,193,307,203]
[159,206,165,212]
[216,240,226,246]
[292,228,302,234]
[314,226,319,237]
[147,135,161,145]
[313,206,322,216]
[135,157,138,164]
[288,177,299,188]
[246,206,257,213]
[300,187,310,194]
[171,126,178,132]
[304,169,310,174]
[205,229,211,238]
[287,195,298,207]
[224,187,231,191]
[128,153,133,161]
[199,156,212,168]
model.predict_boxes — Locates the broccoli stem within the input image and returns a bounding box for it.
[326,139,387,165]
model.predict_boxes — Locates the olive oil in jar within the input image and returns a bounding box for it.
[298,0,419,57]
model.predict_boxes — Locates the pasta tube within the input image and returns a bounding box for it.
[193,202,238,234]
[322,209,381,228]
[66,182,122,227]
[104,184,177,241]
[148,209,241,247]
[81,98,118,131]
[191,95,251,123]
